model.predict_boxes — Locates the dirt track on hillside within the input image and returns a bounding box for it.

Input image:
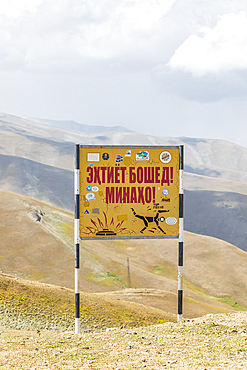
[1,311,247,369]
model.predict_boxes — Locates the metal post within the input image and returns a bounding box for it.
[75,144,80,334]
[178,145,184,322]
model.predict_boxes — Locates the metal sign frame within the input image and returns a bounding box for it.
[74,144,184,333]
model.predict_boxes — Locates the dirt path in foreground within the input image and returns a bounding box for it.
[1,311,247,369]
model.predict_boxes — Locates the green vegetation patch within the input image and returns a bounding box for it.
[37,189,44,198]
[105,272,127,288]
[217,296,247,311]
[151,262,177,279]
[154,267,165,274]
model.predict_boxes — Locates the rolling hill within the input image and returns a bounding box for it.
[0,272,174,332]
[1,190,247,321]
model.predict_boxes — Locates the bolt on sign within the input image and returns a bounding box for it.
[79,145,180,239]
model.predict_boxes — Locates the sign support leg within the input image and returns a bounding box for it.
[178,145,184,322]
[75,144,80,334]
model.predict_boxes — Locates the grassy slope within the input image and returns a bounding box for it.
[0,190,246,322]
[0,273,175,331]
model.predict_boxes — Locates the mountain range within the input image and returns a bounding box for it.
[1,112,247,250]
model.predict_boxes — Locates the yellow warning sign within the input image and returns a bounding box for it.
[79,146,180,239]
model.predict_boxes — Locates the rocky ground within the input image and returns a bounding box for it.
[1,311,247,369]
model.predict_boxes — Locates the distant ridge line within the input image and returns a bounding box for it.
[29,117,134,134]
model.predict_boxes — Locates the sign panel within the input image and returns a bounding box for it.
[79,146,180,239]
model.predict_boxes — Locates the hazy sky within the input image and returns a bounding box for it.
[1,0,247,147]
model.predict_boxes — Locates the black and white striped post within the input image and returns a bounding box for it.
[178,145,184,322]
[74,144,80,334]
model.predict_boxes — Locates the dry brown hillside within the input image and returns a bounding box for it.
[0,190,247,319]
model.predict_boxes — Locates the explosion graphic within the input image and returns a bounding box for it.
[83,211,127,236]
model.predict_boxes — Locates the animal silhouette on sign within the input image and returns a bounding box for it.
[131,208,169,234]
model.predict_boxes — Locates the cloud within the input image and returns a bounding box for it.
[2,0,247,112]
[0,0,176,72]
[0,0,42,18]
[168,11,247,77]
[2,0,247,76]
